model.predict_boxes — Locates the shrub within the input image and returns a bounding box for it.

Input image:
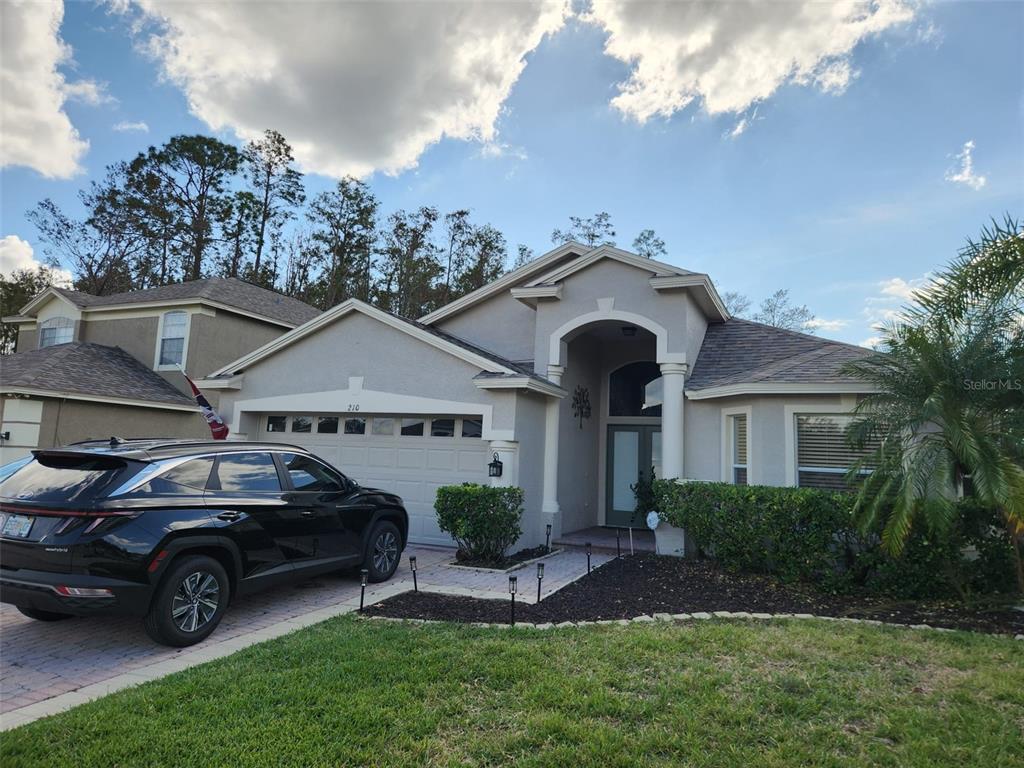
[435,484,524,562]
[653,479,1015,600]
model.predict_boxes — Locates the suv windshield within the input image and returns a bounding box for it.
[0,454,129,504]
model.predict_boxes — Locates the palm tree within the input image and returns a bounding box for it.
[843,223,1024,592]
[918,215,1023,320]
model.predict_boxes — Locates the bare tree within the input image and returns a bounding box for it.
[752,289,816,333]
[632,229,666,259]
[551,212,616,247]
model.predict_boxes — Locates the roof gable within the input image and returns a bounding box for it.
[523,244,690,288]
[210,298,528,378]
[418,241,592,325]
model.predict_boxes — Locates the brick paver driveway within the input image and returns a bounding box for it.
[1,544,605,729]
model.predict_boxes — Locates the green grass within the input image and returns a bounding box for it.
[3,618,1022,767]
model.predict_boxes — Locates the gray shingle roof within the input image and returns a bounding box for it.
[0,342,196,407]
[51,278,320,327]
[687,318,871,392]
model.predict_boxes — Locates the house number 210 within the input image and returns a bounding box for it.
[347,404,360,412]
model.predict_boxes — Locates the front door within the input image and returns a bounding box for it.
[606,425,662,528]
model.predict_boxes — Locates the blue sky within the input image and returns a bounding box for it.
[1,1,1021,346]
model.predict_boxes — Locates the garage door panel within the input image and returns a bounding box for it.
[397,448,424,469]
[259,416,488,546]
[427,449,454,470]
[369,447,397,467]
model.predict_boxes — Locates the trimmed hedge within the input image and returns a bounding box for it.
[435,484,524,562]
[653,480,1015,600]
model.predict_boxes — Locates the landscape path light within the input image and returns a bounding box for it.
[585,542,592,574]
[409,555,418,592]
[359,569,368,612]
[537,561,545,603]
[509,575,518,626]
[545,524,552,552]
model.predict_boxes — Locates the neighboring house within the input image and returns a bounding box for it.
[0,278,320,463]
[196,242,874,549]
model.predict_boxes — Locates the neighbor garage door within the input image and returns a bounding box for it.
[257,413,488,546]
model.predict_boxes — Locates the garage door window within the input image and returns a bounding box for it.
[317,416,339,434]
[266,416,287,433]
[372,418,394,436]
[431,418,455,437]
[291,416,312,433]
[461,418,482,438]
[401,418,424,436]
[344,418,366,435]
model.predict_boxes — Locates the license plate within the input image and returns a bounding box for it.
[1,514,33,539]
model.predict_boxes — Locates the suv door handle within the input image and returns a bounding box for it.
[301,510,316,517]
[217,511,241,522]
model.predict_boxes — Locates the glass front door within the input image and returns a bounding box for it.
[606,425,661,528]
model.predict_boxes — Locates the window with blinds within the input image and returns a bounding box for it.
[731,414,748,485]
[796,414,876,490]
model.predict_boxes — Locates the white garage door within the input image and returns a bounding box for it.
[257,413,488,546]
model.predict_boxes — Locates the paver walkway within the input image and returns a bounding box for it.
[0,544,609,730]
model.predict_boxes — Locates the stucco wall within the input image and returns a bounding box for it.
[512,390,548,547]
[34,398,204,448]
[436,290,536,365]
[80,315,160,371]
[532,259,708,373]
[217,311,518,435]
[186,312,285,378]
[556,335,602,534]
[682,393,853,487]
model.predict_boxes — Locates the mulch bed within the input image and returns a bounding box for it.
[366,554,1024,636]
[452,545,552,570]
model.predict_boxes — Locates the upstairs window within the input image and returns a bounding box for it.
[39,317,74,348]
[731,415,748,485]
[796,415,877,490]
[157,311,188,368]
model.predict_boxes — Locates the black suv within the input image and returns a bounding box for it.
[0,439,408,646]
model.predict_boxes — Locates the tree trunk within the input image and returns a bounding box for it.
[254,169,271,275]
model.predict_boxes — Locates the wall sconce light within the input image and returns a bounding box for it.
[488,452,503,478]
[536,562,544,603]
[409,556,418,592]
[621,326,637,337]
[509,575,518,626]
[0,431,9,441]
[359,568,368,611]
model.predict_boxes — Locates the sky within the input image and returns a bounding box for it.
[1,0,1022,347]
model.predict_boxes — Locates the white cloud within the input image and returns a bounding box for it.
[125,1,568,177]
[860,335,884,349]
[862,273,930,331]
[805,317,848,333]
[585,0,916,123]
[944,139,987,190]
[0,235,72,284]
[113,120,150,133]
[479,141,529,161]
[0,0,102,178]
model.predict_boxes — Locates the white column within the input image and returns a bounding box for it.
[487,440,519,488]
[541,364,564,538]
[660,362,687,480]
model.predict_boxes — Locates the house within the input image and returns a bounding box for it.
[196,242,873,548]
[0,278,320,463]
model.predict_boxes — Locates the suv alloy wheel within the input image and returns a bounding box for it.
[144,555,230,647]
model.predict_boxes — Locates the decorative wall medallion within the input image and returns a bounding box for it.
[572,385,592,428]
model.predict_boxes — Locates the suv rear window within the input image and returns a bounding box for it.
[210,453,281,492]
[0,454,127,504]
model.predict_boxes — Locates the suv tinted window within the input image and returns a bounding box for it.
[138,458,215,495]
[0,455,126,504]
[280,453,344,492]
[212,453,281,492]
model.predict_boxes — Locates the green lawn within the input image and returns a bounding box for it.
[3,618,1022,768]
